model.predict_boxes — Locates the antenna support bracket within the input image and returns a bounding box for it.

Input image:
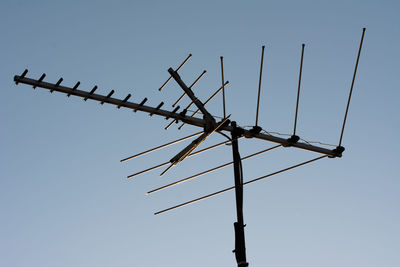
[331,145,345,158]
[284,135,300,147]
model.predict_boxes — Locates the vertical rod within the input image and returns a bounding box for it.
[294,44,305,136]
[231,122,248,267]
[159,54,192,91]
[220,56,226,118]
[255,45,265,126]
[339,28,366,146]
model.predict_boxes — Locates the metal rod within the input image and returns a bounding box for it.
[255,45,265,126]
[160,163,174,176]
[127,161,169,178]
[154,155,327,215]
[172,70,206,108]
[178,81,229,130]
[55,78,63,86]
[148,144,281,194]
[294,44,305,135]
[220,56,226,118]
[121,131,202,162]
[159,54,192,91]
[339,28,366,147]
[128,139,232,178]
[164,117,177,130]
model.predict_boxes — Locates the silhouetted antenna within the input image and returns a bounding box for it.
[13,28,365,267]
[255,45,265,127]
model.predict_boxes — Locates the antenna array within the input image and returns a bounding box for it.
[13,28,366,267]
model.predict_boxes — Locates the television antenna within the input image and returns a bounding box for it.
[13,28,366,267]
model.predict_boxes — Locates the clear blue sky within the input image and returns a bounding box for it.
[1,1,399,266]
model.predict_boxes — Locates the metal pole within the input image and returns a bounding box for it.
[231,121,249,267]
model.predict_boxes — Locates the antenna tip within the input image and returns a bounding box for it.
[220,56,223,59]
[302,43,305,47]
[362,27,366,31]
[262,45,265,48]
[189,53,193,56]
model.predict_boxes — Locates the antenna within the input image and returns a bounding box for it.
[13,28,365,267]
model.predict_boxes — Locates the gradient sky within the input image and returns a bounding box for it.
[1,1,399,266]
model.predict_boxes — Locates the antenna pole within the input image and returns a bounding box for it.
[231,121,249,267]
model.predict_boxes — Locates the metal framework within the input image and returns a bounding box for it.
[13,28,365,267]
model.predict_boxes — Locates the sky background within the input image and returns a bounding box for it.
[1,0,399,266]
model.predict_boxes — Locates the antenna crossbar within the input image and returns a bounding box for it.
[14,75,206,128]
[14,74,342,158]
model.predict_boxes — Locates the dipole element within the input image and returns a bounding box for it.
[220,56,226,118]
[255,45,265,127]
[338,28,366,147]
[293,44,305,136]
[159,54,192,91]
